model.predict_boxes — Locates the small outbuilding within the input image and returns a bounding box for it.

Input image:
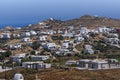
[13,73,24,80]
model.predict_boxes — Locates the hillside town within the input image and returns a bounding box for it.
[0,18,120,80]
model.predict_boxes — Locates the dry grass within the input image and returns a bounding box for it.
[0,68,120,80]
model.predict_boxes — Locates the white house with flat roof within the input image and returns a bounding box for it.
[88,60,108,70]
[65,60,78,66]
[47,30,56,35]
[79,27,89,35]
[10,53,26,63]
[31,55,50,61]
[75,36,84,42]
[1,33,11,39]
[21,32,31,37]
[96,26,113,33]
[39,35,47,42]
[104,38,120,44]
[78,59,120,70]
[78,59,90,69]
[43,43,56,50]
[0,50,7,53]
[21,37,31,42]
[105,33,119,38]
[22,61,51,69]
[61,42,69,49]
[84,45,94,54]
[30,31,37,36]
[13,33,21,38]
[9,44,22,49]
[62,30,74,38]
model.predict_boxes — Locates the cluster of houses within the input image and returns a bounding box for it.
[78,59,120,70]
[10,53,51,69]
[0,25,120,70]
[0,26,119,51]
[65,59,120,70]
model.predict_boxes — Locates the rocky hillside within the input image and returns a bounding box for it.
[65,15,120,29]
[25,15,120,30]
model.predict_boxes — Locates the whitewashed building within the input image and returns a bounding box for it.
[21,37,31,42]
[39,35,47,42]
[75,36,84,42]
[78,59,120,70]
[65,60,78,66]
[30,31,37,36]
[96,26,113,33]
[10,53,26,63]
[9,44,22,49]
[62,33,74,38]
[84,49,94,54]
[13,73,24,80]
[79,27,89,35]
[88,60,108,70]
[57,29,64,34]
[84,45,94,54]
[13,34,21,38]
[22,61,51,69]
[1,33,11,39]
[106,33,119,38]
[43,43,56,49]
[104,38,120,44]
[62,30,74,38]
[0,50,7,53]
[47,30,56,35]
[31,55,50,61]
[78,59,90,69]
[40,31,48,35]
[61,42,69,49]
[21,32,31,37]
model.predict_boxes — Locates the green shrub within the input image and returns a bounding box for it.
[30,51,35,55]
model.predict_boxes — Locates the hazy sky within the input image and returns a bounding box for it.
[0,0,120,27]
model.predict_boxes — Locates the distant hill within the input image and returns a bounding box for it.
[24,15,120,30]
[3,26,15,30]
[65,15,120,29]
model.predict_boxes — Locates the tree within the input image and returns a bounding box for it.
[32,41,40,50]
[59,35,64,40]
[119,34,120,39]
[0,55,5,60]
[10,34,14,40]
[52,35,64,41]
[4,50,12,57]
[30,51,35,55]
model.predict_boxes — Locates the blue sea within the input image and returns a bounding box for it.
[0,0,120,28]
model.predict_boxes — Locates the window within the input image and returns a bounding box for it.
[20,76,23,79]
